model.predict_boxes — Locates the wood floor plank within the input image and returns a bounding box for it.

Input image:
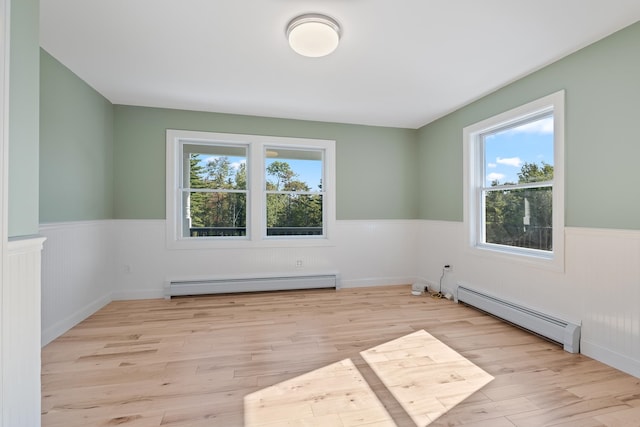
[595,406,640,426]
[42,285,640,426]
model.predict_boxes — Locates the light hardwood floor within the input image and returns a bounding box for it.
[42,285,640,426]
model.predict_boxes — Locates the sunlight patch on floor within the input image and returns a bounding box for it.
[361,329,494,426]
[244,330,493,426]
[244,358,395,426]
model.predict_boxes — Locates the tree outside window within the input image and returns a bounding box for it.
[265,149,324,236]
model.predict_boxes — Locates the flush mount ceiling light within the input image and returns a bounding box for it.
[286,13,341,58]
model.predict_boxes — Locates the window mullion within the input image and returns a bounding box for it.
[184,188,248,194]
[482,181,553,192]
[248,142,263,241]
[265,190,323,196]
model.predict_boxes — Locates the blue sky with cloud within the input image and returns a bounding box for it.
[484,116,554,185]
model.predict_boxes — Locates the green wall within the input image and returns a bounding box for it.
[39,50,114,222]
[38,19,640,229]
[9,0,40,237]
[417,22,640,230]
[114,106,418,220]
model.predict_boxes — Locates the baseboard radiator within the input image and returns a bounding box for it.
[457,284,581,353]
[164,273,338,299]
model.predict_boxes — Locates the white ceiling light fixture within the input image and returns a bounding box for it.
[286,13,341,58]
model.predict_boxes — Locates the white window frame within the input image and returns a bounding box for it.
[166,129,336,249]
[263,146,326,240]
[463,90,565,271]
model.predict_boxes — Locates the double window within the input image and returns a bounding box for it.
[464,91,565,269]
[166,130,335,248]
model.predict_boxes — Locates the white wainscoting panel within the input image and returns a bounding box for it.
[417,220,640,378]
[332,220,420,288]
[40,221,114,346]
[3,236,45,427]
[112,220,419,300]
[566,227,640,377]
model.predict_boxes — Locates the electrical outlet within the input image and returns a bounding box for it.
[296,260,303,268]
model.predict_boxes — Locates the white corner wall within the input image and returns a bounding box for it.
[40,221,114,346]
[40,219,421,342]
[417,220,640,378]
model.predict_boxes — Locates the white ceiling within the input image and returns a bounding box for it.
[40,1,640,129]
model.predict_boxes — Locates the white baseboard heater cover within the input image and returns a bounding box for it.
[457,284,581,353]
[164,273,338,299]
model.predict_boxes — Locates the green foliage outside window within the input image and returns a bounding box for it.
[265,161,323,235]
[187,156,323,237]
[485,162,553,251]
[188,154,247,235]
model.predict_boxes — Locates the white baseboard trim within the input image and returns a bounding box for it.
[41,293,112,347]
[114,282,411,298]
[112,289,164,301]
[581,340,640,379]
[340,276,415,289]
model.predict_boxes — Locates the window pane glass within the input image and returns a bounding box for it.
[265,148,323,192]
[483,115,554,186]
[266,194,323,236]
[185,191,246,237]
[184,145,247,190]
[484,186,552,251]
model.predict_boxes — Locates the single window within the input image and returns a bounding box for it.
[464,91,564,269]
[181,143,248,238]
[264,148,324,237]
[166,130,335,249]
[481,113,554,251]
